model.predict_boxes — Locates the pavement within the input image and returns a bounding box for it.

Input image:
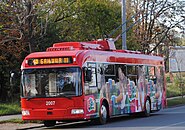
[0,114,22,122]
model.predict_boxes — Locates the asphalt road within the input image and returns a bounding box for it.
[2,105,185,130]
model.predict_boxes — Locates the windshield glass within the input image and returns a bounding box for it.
[21,67,82,98]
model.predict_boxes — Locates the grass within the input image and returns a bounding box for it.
[0,118,25,124]
[0,103,21,116]
[166,83,182,98]
[0,118,42,124]
[166,73,185,98]
[167,97,185,107]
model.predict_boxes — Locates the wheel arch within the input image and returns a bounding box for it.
[100,98,110,118]
[145,95,151,110]
[144,96,151,117]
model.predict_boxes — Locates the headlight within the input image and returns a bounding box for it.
[22,110,30,116]
[71,109,84,114]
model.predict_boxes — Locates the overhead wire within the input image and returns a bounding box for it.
[108,2,160,42]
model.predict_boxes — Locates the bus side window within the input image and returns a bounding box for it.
[115,64,126,82]
[148,66,157,83]
[156,66,164,89]
[84,68,92,82]
[97,63,105,90]
[104,64,115,75]
[83,67,92,82]
[104,64,116,82]
[127,65,138,84]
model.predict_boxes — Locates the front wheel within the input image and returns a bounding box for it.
[99,102,108,125]
[43,120,56,127]
[144,98,151,117]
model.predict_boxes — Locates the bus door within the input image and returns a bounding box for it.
[84,62,99,119]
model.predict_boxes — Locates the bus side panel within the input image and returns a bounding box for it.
[84,63,166,119]
[84,94,99,119]
[146,66,165,111]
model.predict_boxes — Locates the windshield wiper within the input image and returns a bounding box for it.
[26,96,35,101]
[26,95,45,101]
[57,94,72,99]
[26,94,73,100]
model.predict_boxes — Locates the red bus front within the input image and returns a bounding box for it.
[21,66,86,121]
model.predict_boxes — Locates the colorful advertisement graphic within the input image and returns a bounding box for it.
[87,97,96,112]
[85,63,165,118]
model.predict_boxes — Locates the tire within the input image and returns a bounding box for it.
[44,120,56,127]
[144,98,151,117]
[99,102,108,125]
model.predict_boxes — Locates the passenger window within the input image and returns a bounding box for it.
[104,64,116,82]
[148,66,156,80]
[127,65,138,84]
[104,64,115,75]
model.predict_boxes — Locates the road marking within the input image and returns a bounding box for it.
[151,121,185,130]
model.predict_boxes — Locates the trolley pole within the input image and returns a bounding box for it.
[122,0,127,50]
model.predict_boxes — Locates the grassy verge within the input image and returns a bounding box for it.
[0,118,25,124]
[166,83,182,98]
[0,118,42,124]
[167,97,185,107]
[166,73,185,98]
[0,103,21,116]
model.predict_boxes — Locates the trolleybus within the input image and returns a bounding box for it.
[20,39,166,127]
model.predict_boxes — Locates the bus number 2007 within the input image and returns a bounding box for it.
[46,101,55,106]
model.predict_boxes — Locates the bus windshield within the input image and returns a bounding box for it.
[21,67,82,98]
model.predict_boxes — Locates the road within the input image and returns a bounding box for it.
[1,105,185,130]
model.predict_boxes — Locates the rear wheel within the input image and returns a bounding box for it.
[99,102,108,125]
[144,98,151,117]
[44,120,56,127]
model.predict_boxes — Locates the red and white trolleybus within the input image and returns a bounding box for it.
[20,39,167,127]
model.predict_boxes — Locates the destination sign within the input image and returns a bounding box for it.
[28,57,72,65]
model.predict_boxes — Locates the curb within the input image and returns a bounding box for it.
[0,114,22,122]
[167,96,184,100]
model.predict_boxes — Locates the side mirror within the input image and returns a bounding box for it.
[10,71,15,86]
[83,67,92,82]
[10,70,19,86]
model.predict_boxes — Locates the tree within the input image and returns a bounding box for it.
[0,0,57,101]
[126,0,185,53]
[45,0,121,42]
[0,0,123,102]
